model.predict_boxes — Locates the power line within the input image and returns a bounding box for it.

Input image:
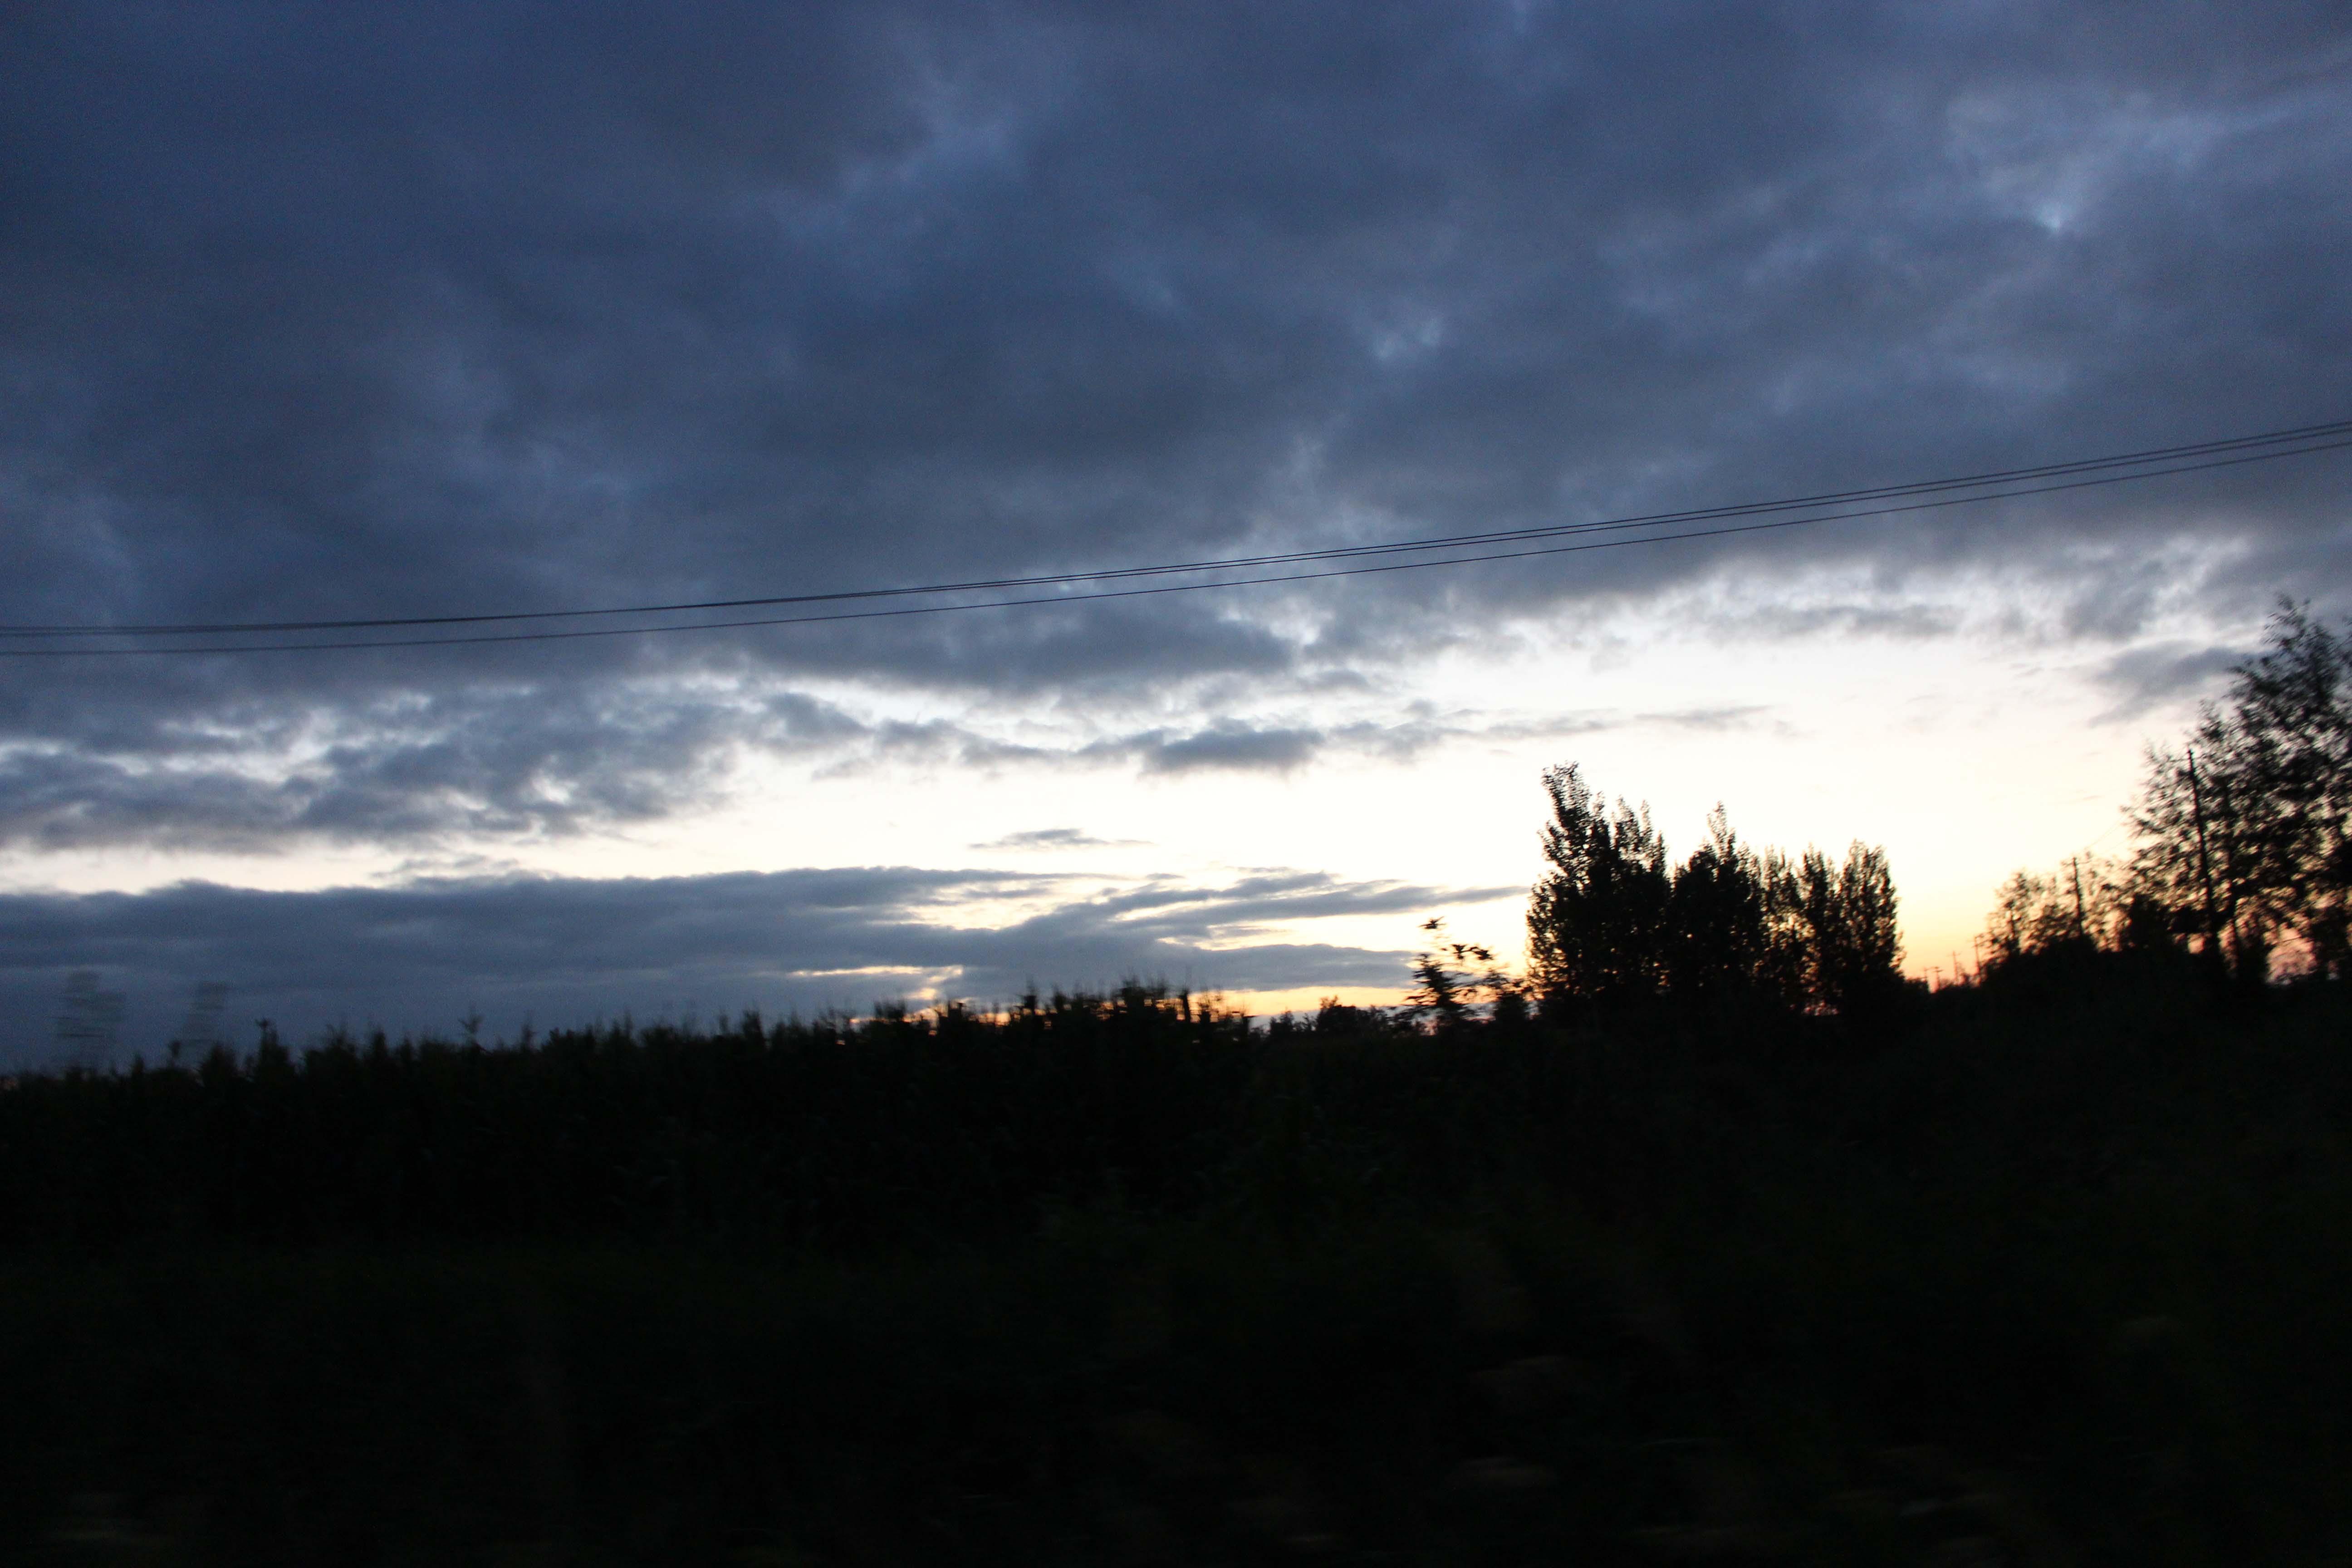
[9,416,2347,640]
[5,420,2347,658]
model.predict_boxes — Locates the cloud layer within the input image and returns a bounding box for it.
[0,863,1512,1065]
[2,1,2348,853]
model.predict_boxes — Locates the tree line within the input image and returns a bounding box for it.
[1502,599,2348,1014]
[1522,766,1904,1015]
[1409,764,1907,1024]
[1983,600,2349,985]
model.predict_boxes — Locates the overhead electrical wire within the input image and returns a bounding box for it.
[10,416,2349,638]
[3,418,2347,658]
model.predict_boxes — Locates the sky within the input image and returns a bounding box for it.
[3,1,2349,1062]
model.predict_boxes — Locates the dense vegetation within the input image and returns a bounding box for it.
[1523,771,1902,1018]
[1962,602,2350,1000]
[4,960,2350,1566]
[2,607,2345,1565]
[2129,603,2352,980]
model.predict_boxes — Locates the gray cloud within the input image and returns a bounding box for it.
[1093,706,1773,775]
[969,827,1146,851]
[0,666,1759,849]
[1,0,2348,844]
[2092,640,2247,721]
[0,680,872,848]
[1708,602,1970,644]
[0,863,1501,1064]
[1131,722,1325,776]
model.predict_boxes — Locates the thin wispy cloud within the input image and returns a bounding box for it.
[970,828,1148,852]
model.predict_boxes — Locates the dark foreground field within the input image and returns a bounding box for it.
[3,965,2349,1565]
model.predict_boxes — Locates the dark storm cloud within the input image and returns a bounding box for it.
[0,864,1495,1063]
[0,679,872,847]
[3,0,2349,843]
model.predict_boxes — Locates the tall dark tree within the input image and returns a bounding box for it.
[1526,764,1671,1003]
[2132,602,2352,979]
[1799,843,1904,1014]
[1664,806,1775,999]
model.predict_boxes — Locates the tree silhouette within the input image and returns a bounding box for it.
[1525,764,1671,1004]
[1405,918,1519,1028]
[1797,843,1903,1015]
[2132,601,2352,979]
[1526,765,1902,1016]
[1663,806,1776,999]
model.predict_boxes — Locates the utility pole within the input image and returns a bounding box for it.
[2068,855,2088,942]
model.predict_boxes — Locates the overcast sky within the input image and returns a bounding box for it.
[3,1,2348,1060]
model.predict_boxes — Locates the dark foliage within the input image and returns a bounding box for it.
[2134,601,2352,980]
[1404,919,1519,1028]
[5,742,2349,1561]
[1976,604,2352,991]
[1526,764,1673,1003]
[1,967,2347,1563]
[1526,764,1905,1018]
[0,985,1267,1253]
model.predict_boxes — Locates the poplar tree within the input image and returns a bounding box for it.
[1526,766,1904,1015]
[1525,764,1671,1002]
